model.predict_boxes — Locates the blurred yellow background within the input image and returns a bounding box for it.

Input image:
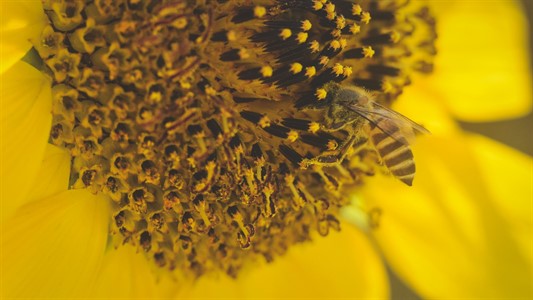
[391,1,532,298]
[459,0,532,156]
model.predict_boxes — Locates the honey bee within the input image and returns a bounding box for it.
[303,83,429,186]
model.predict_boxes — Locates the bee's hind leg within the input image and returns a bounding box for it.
[301,135,364,168]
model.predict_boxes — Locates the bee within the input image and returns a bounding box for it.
[303,83,429,186]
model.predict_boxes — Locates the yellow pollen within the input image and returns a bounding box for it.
[254,6,266,18]
[140,108,154,120]
[290,63,303,74]
[325,3,335,13]
[339,38,347,49]
[238,48,249,59]
[319,56,329,65]
[335,15,346,29]
[296,32,308,44]
[261,65,273,77]
[333,63,344,76]
[390,31,401,43]
[194,182,206,192]
[227,30,236,41]
[305,66,316,78]
[382,80,394,93]
[350,24,361,34]
[309,40,320,53]
[287,131,299,142]
[180,80,191,89]
[327,140,338,151]
[361,12,371,24]
[301,20,312,31]
[329,40,341,50]
[263,184,274,196]
[205,86,217,96]
[309,122,321,133]
[363,46,375,58]
[315,88,327,100]
[312,1,323,10]
[173,18,187,29]
[187,157,196,168]
[326,11,335,20]
[352,4,362,15]
[258,116,271,128]
[279,28,292,40]
[343,66,353,77]
[234,144,244,155]
[149,91,162,103]
[330,29,341,38]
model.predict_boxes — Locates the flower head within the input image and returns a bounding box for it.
[25,0,438,277]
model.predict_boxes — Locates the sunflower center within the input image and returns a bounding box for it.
[36,0,435,277]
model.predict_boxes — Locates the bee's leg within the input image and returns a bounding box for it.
[301,134,363,168]
[338,136,368,163]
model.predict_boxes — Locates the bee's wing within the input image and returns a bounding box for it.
[365,101,430,134]
[343,101,429,145]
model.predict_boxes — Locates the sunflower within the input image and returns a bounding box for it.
[1,0,531,299]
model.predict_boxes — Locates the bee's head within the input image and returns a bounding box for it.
[333,85,370,107]
[322,85,367,131]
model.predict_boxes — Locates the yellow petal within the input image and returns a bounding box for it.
[464,134,533,264]
[26,144,71,203]
[392,80,460,136]
[177,224,389,299]
[0,60,52,219]
[356,134,531,298]
[0,1,47,74]
[90,245,178,298]
[429,0,532,121]
[1,189,110,298]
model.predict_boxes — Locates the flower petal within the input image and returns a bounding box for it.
[429,0,532,121]
[392,80,460,136]
[0,60,52,219]
[464,134,533,264]
[177,224,389,299]
[26,144,71,203]
[356,134,531,298]
[0,0,47,74]
[90,245,178,298]
[1,189,109,298]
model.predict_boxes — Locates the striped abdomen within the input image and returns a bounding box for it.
[370,123,415,186]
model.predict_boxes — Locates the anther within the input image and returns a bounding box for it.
[315,88,327,100]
